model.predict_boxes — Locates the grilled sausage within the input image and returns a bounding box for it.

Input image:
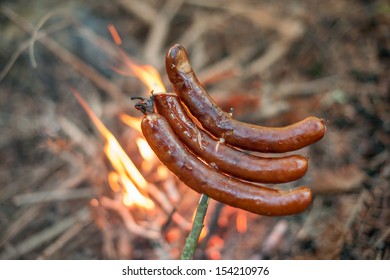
[165,44,326,153]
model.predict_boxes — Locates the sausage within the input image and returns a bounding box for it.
[165,44,326,153]
[140,112,312,216]
[153,92,308,183]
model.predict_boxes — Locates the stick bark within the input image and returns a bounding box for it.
[181,194,209,260]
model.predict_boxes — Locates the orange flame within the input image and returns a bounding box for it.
[136,138,155,162]
[116,49,166,94]
[70,88,154,209]
[75,37,168,209]
[119,114,142,134]
[136,137,157,172]
[108,24,166,93]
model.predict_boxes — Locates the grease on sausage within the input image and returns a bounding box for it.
[141,113,313,216]
[154,92,308,183]
[165,44,326,153]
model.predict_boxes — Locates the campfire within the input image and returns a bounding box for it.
[66,26,327,259]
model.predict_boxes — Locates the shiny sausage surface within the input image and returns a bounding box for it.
[141,113,313,216]
[154,92,308,183]
[166,44,326,153]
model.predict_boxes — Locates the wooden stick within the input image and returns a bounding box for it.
[181,194,209,260]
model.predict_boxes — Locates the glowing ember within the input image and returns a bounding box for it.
[207,236,224,260]
[218,214,229,228]
[157,165,169,179]
[90,198,99,207]
[208,250,221,260]
[236,210,248,233]
[108,172,121,192]
[108,23,122,46]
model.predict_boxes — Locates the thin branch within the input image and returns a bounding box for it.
[181,194,209,260]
